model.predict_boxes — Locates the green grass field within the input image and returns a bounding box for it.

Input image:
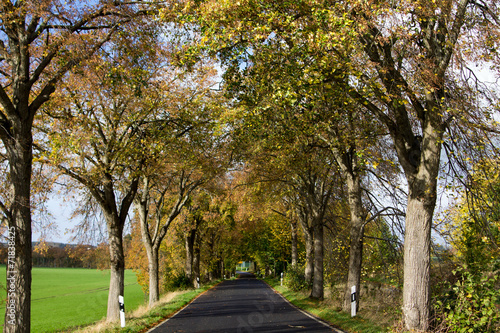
[0,266,146,332]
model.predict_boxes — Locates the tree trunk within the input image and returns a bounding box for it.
[399,109,441,331]
[193,240,201,287]
[185,229,196,280]
[344,223,364,311]
[148,247,160,307]
[304,228,314,285]
[290,220,298,267]
[106,220,125,322]
[136,193,161,307]
[297,207,313,284]
[402,184,435,331]
[310,223,324,300]
[343,172,365,312]
[3,129,33,333]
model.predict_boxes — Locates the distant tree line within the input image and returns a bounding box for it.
[0,238,132,269]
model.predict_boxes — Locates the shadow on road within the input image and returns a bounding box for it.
[236,272,256,279]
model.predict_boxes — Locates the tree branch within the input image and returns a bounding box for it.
[119,175,140,224]
[29,21,122,116]
[0,198,12,224]
[0,85,16,119]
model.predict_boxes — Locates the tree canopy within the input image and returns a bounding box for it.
[2,1,500,332]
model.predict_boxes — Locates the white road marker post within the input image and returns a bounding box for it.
[119,295,126,327]
[280,272,284,286]
[196,277,200,289]
[351,285,357,317]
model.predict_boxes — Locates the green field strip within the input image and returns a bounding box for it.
[0,266,146,332]
[31,283,138,302]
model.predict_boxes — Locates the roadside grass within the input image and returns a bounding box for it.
[264,277,395,333]
[71,281,220,333]
[0,266,145,332]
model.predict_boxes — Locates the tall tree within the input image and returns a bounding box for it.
[133,53,227,305]
[0,1,160,330]
[183,197,204,283]
[188,187,237,281]
[341,2,498,329]
[40,24,163,320]
[136,171,202,306]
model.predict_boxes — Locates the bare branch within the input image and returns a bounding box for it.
[29,24,120,116]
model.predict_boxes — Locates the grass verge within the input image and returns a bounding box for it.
[69,281,220,333]
[264,278,391,333]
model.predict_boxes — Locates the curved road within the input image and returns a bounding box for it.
[149,273,342,333]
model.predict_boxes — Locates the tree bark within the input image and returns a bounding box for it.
[342,171,365,312]
[99,175,138,322]
[297,207,314,284]
[401,121,440,331]
[3,127,33,333]
[185,229,195,280]
[344,223,364,311]
[136,189,161,307]
[106,220,125,322]
[193,239,201,285]
[290,219,298,267]
[397,97,441,330]
[310,223,324,300]
[402,194,433,331]
[147,247,160,307]
[304,227,314,285]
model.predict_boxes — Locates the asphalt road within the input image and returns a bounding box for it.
[149,272,340,333]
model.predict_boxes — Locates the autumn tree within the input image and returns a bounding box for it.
[39,22,165,321]
[135,115,225,304]
[231,175,294,278]
[182,196,204,283]
[201,188,237,280]
[65,244,100,269]
[133,58,228,305]
[338,2,499,329]
[136,170,201,305]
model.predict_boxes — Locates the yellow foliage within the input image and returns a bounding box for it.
[447,158,500,265]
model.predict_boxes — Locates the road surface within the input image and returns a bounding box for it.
[149,273,342,333]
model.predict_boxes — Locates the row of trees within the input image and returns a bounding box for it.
[185,0,500,331]
[0,1,228,330]
[1,1,499,332]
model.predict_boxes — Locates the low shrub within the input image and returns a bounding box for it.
[434,264,500,333]
[164,271,193,291]
[283,265,310,292]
